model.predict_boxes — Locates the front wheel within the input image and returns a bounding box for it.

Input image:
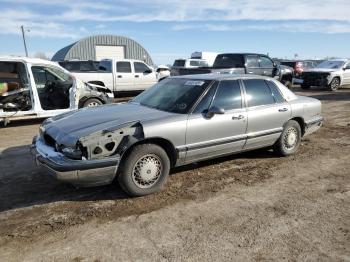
[83,98,103,108]
[327,77,340,91]
[273,120,301,156]
[118,144,170,197]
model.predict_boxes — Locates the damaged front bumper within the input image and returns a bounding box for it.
[30,137,120,187]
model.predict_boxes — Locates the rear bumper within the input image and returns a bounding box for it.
[30,137,119,187]
[304,116,323,136]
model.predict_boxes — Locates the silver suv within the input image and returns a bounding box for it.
[302,59,350,91]
[32,74,323,196]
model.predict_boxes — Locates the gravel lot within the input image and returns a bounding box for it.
[0,87,349,261]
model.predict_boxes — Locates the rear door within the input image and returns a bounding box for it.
[242,79,291,149]
[133,61,157,90]
[114,61,135,91]
[245,55,261,75]
[185,80,247,163]
[259,55,276,77]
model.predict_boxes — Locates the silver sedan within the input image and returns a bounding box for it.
[31,74,323,196]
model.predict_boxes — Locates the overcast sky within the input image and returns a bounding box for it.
[0,0,349,64]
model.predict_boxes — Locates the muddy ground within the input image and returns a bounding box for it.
[0,88,349,261]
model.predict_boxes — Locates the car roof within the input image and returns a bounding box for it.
[0,56,60,66]
[171,73,273,81]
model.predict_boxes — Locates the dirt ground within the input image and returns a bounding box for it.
[0,87,349,261]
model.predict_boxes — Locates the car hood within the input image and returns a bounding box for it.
[42,102,175,146]
[303,68,339,73]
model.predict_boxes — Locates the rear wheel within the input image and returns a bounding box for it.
[83,98,103,108]
[327,77,340,91]
[118,144,170,197]
[273,120,301,156]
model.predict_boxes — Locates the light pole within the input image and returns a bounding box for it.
[21,25,29,57]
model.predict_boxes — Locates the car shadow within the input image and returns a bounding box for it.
[0,144,277,213]
[293,86,350,101]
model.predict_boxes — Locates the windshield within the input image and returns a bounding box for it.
[213,54,244,69]
[173,60,185,67]
[316,60,345,69]
[132,78,212,114]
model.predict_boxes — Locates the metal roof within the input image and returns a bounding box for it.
[51,35,154,66]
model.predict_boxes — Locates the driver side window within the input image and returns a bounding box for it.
[31,66,58,89]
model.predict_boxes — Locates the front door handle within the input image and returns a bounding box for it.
[232,115,244,120]
[278,108,288,112]
[135,75,139,78]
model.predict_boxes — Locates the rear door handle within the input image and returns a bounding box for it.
[117,75,122,78]
[278,108,288,112]
[232,115,244,120]
[135,75,139,78]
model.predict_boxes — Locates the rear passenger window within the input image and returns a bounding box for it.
[246,55,259,68]
[117,62,132,73]
[211,80,242,110]
[243,79,275,107]
[266,81,285,103]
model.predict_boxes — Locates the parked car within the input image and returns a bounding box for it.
[31,74,323,196]
[301,59,350,91]
[191,51,218,66]
[0,57,113,125]
[280,60,319,84]
[58,60,99,72]
[156,65,170,81]
[171,53,280,77]
[71,59,158,94]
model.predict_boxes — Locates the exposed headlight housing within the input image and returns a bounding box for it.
[326,74,332,80]
[61,146,82,160]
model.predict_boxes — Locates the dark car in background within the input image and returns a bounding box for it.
[279,60,320,84]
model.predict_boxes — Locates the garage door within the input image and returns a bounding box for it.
[95,45,125,60]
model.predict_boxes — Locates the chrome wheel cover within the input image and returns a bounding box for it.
[132,154,162,188]
[86,101,100,107]
[331,78,340,90]
[283,127,298,150]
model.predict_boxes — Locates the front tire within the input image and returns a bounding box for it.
[273,120,301,156]
[83,98,103,108]
[118,144,170,197]
[328,77,340,91]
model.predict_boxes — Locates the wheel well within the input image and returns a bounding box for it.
[88,81,105,87]
[79,96,104,108]
[121,137,177,167]
[291,117,305,136]
[331,76,341,84]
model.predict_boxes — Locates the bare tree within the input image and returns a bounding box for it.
[34,52,48,60]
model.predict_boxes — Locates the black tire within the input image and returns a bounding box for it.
[83,98,103,108]
[118,144,170,197]
[327,77,340,91]
[301,84,311,90]
[273,120,301,156]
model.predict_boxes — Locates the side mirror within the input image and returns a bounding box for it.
[144,69,153,74]
[205,106,225,118]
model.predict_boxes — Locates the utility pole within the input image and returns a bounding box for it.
[21,25,29,57]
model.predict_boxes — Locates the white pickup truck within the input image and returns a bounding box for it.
[71,59,158,93]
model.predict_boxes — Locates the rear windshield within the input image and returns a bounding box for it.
[173,60,186,67]
[189,60,208,67]
[213,54,244,69]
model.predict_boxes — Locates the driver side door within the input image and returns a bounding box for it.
[185,80,248,163]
